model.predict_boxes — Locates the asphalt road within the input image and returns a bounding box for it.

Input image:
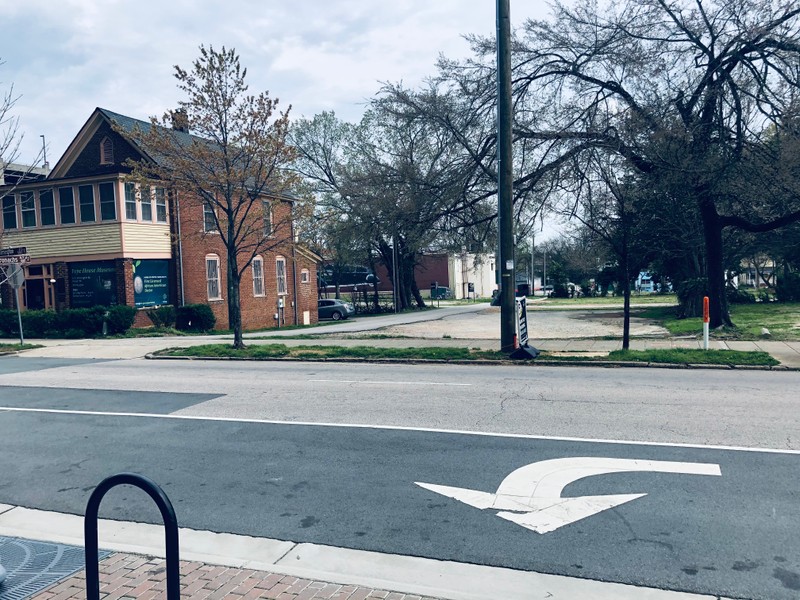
[1,357,799,599]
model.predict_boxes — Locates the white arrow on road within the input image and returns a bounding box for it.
[416,457,721,534]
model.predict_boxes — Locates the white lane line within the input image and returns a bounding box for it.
[1,405,800,456]
[309,379,472,387]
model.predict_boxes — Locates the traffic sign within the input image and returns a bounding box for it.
[0,255,30,265]
[0,246,27,257]
[7,264,25,289]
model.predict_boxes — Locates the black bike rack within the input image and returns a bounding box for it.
[84,473,180,600]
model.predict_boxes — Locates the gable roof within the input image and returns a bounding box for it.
[48,107,298,202]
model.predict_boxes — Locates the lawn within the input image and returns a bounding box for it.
[639,302,800,341]
[0,343,41,353]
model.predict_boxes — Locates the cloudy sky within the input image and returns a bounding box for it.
[2,1,549,167]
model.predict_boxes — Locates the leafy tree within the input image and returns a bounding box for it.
[123,46,297,348]
[391,0,800,328]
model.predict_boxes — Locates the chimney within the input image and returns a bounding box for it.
[171,109,189,133]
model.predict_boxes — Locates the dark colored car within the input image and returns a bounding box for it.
[317,299,355,320]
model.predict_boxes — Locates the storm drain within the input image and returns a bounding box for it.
[0,536,109,600]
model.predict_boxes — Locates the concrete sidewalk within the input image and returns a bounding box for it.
[0,505,722,600]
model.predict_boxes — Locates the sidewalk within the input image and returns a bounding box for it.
[0,506,722,600]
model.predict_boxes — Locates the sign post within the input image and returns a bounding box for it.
[703,296,710,350]
[0,264,26,345]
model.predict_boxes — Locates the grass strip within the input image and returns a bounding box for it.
[0,343,41,352]
[604,348,778,366]
[156,343,777,366]
[159,343,506,361]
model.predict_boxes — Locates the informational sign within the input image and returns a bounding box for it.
[70,261,117,307]
[0,246,27,256]
[417,457,721,534]
[132,259,171,307]
[0,255,31,265]
[515,296,529,347]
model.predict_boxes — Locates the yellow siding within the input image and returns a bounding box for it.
[5,224,122,258]
[121,223,171,254]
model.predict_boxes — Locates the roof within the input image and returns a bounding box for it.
[49,107,297,202]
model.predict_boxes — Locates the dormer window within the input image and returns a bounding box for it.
[100,136,114,164]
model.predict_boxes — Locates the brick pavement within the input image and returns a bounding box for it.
[31,553,441,600]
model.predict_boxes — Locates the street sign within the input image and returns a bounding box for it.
[7,264,25,289]
[0,255,31,265]
[0,246,27,257]
[416,457,721,534]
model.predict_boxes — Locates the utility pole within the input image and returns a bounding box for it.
[496,0,516,352]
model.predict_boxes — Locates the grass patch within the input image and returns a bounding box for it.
[640,302,800,341]
[0,343,42,352]
[605,348,778,366]
[154,343,775,366]
[157,343,506,361]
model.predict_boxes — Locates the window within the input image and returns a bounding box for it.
[262,200,272,237]
[140,185,152,221]
[301,269,310,284]
[2,195,17,229]
[39,189,55,226]
[155,187,167,223]
[124,183,137,220]
[100,137,114,164]
[21,191,36,228]
[99,181,116,220]
[206,255,221,300]
[252,257,265,297]
[78,184,95,222]
[276,257,287,295]
[58,187,75,224]
[203,202,216,232]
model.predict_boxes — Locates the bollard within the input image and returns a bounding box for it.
[703,296,710,350]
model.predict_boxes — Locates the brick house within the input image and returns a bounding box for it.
[0,107,319,330]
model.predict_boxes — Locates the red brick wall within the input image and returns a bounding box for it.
[176,193,318,330]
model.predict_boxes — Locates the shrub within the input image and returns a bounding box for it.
[59,307,106,336]
[776,272,800,302]
[146,305,176,329]
[106,305,137,334]
[0,309,19,336]
[676,278,708,318]
[550,283,570,299]
[727,286,756,304]
[176,304,216,332]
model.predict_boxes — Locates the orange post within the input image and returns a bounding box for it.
[703,296,710,350]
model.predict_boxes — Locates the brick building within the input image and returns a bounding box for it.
[0,107,319,330]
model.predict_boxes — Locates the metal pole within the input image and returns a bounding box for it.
[497,0,516,352]
[392,235,398,313]
[15,287,24,345]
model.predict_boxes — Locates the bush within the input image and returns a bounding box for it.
[676,278,708,318]
[0,306,110,338]
[146,305,176,329]
[776,272,800,302]
[176,304,216,332]
[727,286,756,304]
[106,305,137,334]
[550,283,570,299]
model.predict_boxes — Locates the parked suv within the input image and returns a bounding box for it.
[317,299,355,320]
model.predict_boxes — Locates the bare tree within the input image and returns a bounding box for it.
[123,46,297,348]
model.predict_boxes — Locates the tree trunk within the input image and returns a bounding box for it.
[226,251,244,349]
[699,198,733,328]
[622,257,631,351]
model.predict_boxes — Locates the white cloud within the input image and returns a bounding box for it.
[1,0,547,163]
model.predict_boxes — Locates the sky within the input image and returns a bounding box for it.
[1,1,549,168]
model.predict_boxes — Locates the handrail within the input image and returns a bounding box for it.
[84,473,180,599]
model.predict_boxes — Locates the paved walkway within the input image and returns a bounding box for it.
[32,553,433,600]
